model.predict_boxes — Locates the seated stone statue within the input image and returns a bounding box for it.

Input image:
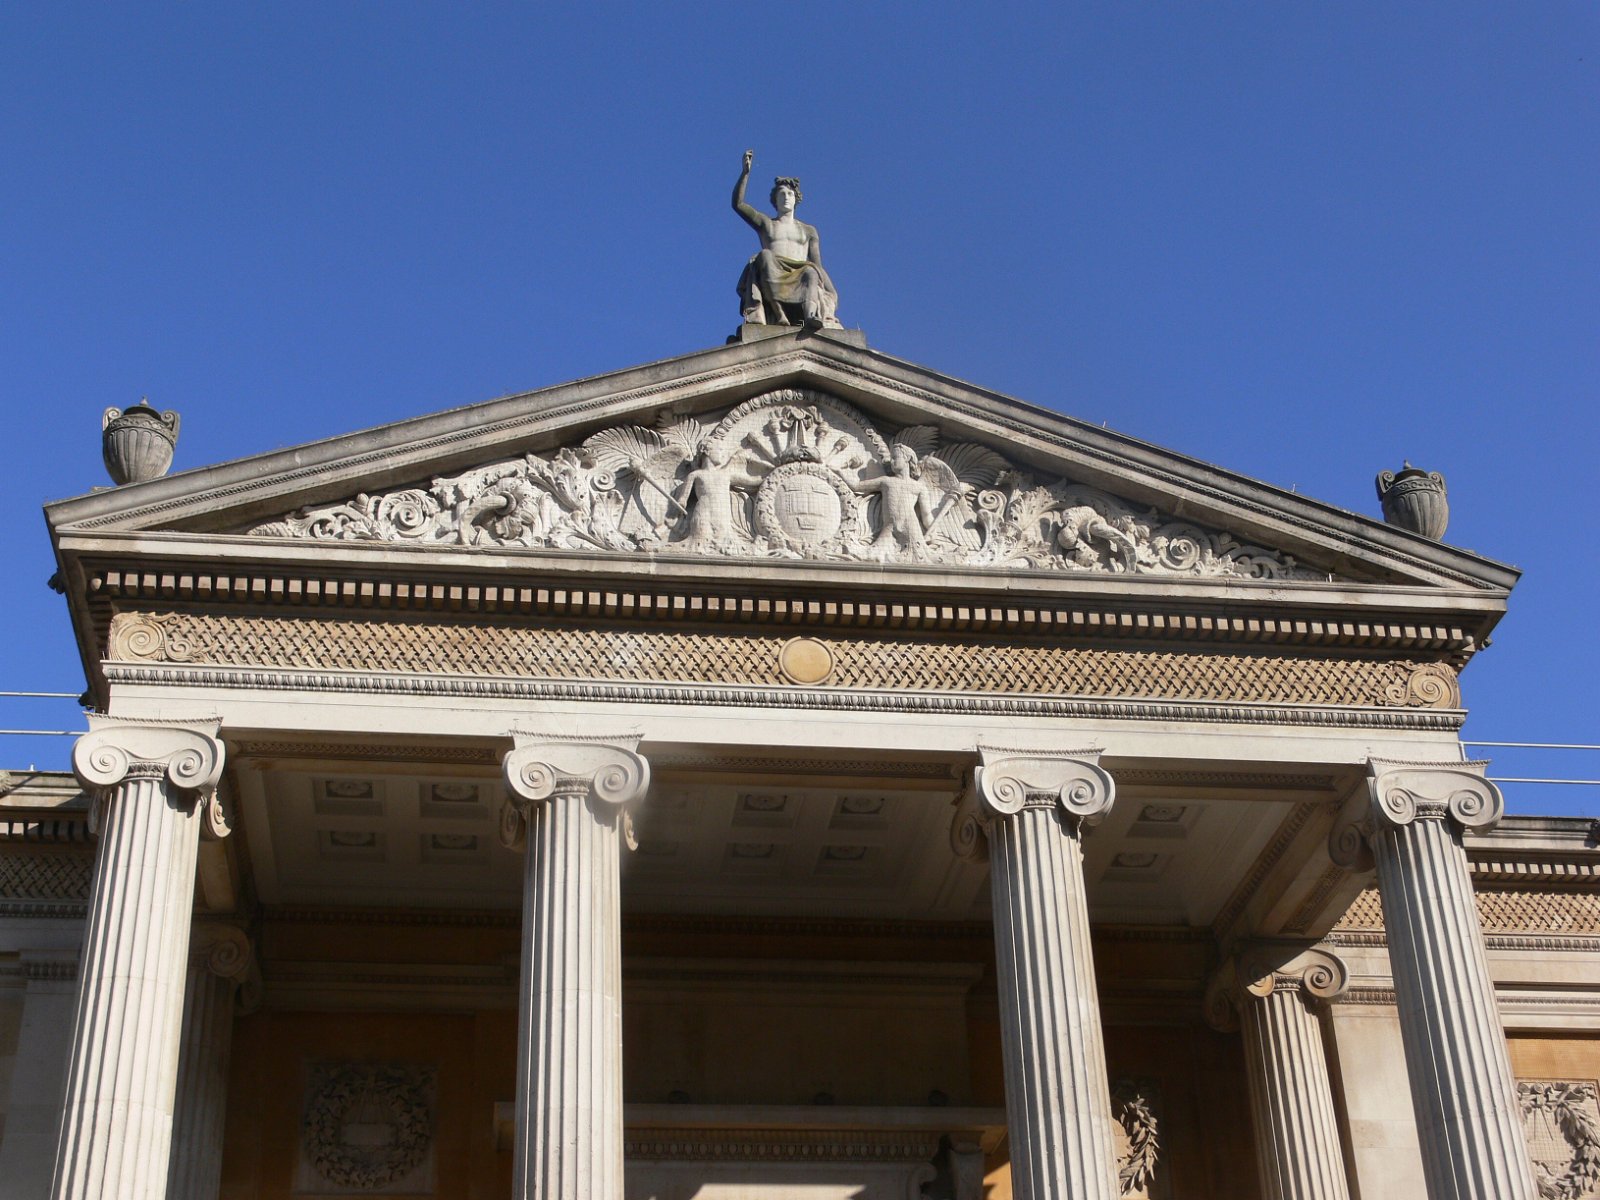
[733,149,843,330]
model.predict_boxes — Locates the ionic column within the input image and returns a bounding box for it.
[166,924,255,1200]
[51,717,226,1200]
[1330,759,1535,1200]
[953,747,1120,1200]
[499,736,649,1200]
[1207,944,1353,1200]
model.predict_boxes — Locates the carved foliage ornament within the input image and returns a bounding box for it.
[248,388,1328,580]
[302,1062,435,1192]
[1112,1081,1164,1200]
[1519,1081,1600,1200]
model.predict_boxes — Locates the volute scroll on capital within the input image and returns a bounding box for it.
[71,716,226,822]
[1205,944,1350,1031]
[499,735,650,850]
[190,921,263,1010]
[974,747,1115,824]
[954,748,1115,860]
[1328,758,1504,870]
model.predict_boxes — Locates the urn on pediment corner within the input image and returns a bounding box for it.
[102,401,180,485]
[1376,463,1448,540]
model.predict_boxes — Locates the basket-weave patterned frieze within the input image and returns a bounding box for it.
[1336,886,1600,936]
[109,611,1458,709]
[0,848,93,901]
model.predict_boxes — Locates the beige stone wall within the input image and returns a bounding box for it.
[1508,1033,1600,1082]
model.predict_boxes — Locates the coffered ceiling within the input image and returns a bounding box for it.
[233,745,1323,927]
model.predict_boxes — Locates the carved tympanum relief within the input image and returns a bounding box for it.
[249,388,1327,579]
[1519,1081,1600,1199]
[297,1062,435,1194]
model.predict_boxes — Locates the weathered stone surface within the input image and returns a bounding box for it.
[961,747,1121,1200]
[51,719,224,1200]
[501,737,649,1200]
[1331,760,1537,1200]
[1210,945,1353,1200]
[247,386,1325,580]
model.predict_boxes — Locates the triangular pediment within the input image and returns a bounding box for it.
[47,331,1515,594]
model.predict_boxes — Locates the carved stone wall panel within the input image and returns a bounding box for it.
[1335,887,1600,936]
[294,1062,436,1195]
[244,386,1335,581]
[1518,1081,1600,1199]
[1112,1080,1166,1200]
[108,611,1460,711]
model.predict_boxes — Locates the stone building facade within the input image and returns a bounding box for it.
[2,329,1596,1199]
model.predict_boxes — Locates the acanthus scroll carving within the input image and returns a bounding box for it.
[248,387,1328,580]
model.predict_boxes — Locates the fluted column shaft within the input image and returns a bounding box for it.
[501,737,648,1200]
[1212,945,1353,1200]
[166,926,254,1200]
[1332,760,1535,1200]
[964,748,1120,1200]
[51,719,225,1200]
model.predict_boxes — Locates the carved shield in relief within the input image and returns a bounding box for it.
[757,462,856,553]
[295,1062,437,1195]
[1519,1080,1600,1199]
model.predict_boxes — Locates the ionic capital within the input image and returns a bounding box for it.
[499,735,649,850]
[975,746,1114,823]
[189,922,253,981]
[189,920,261,1011]
[1205,943,1349,1030]
[72,716,225,820]
[953,747,1113,861]
[1329,758,1503,869]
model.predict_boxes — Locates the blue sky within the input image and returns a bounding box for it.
[2,5,1595,814]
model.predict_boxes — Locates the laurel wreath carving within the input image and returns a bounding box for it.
[1115,1087,1162,1198]
[302,1063,433,1191]
[1521,1081,1600,1200]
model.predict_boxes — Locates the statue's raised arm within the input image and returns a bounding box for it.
[732,149,843,331]
[732,149,767,233]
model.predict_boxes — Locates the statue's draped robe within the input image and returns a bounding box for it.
[738,250,842,327]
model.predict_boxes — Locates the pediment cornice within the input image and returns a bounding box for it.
[46,334,1516,595]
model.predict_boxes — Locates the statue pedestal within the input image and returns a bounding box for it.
[728,322,868,348]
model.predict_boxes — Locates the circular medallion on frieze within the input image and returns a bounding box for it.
[755,461,856,554]
[778,637,836,685]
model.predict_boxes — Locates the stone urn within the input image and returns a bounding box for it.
[102,402,180,485]
[1376,463,1448,539]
